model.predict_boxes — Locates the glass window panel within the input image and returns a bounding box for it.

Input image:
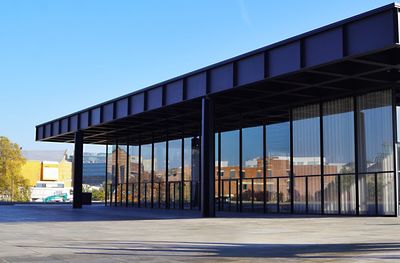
[242,126,263,212]
[293,104,321,176]
[220,130,240,211]
[168,139,182,209]
[340,174,356,214]
[215,133,220,210]
[324,175,338,214]
[154,141,166,208]
[266,121,291,213]
[141,143,152,207]
[266,122,290,177]
[106,144,116,205]
[117,145,128,206]
[357,90,394,215]
[293,177,306,213]
[308,176,321,214]
[279,177,291,213]
[128,145,140,206]
[183,137,200,209]
[266,177,278,213]
[377,172,395,215]
[323,98,355,174]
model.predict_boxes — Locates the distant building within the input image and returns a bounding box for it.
[83,163,106,186]
[21,150,72,202]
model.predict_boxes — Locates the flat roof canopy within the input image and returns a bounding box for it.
[36,3,400,145]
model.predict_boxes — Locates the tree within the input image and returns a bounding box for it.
[91,188,105,201]
[0,136,30,202]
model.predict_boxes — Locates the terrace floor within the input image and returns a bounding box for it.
[0,204,400,262]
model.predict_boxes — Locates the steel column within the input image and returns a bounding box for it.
[73,131,83,209]
[200,97,215,217]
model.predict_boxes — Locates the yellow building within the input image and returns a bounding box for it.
[21,150,72,188]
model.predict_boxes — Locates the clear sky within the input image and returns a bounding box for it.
[0,0,394,153]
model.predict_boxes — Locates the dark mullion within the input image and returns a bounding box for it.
[166,135,169,209]
[354,95,360,215]
[180,136,184,210]
[320,102,324,215]
[151,137,154,208]
[114,140,119,207]
[239,127,243,212]
[338,175,341,214]
[391,87,398,216]
[263,124,267,213]
[375,172,379,215]
[289,107,294,214]
[218,132,221,211]
[125,140,130,207]
[138,139,142,208]
[105,144,108,206]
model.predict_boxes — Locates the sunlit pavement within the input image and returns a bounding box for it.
[0,204,400,262]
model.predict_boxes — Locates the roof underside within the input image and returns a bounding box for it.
[36,4,400,145]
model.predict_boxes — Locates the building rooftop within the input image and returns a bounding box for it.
[36,3,400,145]
[23,150,67,163]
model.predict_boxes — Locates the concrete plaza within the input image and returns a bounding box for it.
[0,204,400,262]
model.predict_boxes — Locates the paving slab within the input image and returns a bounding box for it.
[0,204,399,262]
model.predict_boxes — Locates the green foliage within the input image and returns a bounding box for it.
[91,188,105,201]
[0,136,31,202]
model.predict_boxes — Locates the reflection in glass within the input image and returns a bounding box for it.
[153,141,166,208]
[128,144,140,206]
[242,126,263,212]
[323,98,355,214]
[293,104,320,213]
[184,137,200,209]
[106,144,116,206]
[266,121,291,213]
[168,139,182,209]
[118,145,128,206]
[141,144,152,208]
[357,90,394,215]
[220,130,240,211]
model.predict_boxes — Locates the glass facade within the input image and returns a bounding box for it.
[323,98,355,214]
[242,126,263,212]
[105,89,396,216]
[128,144,140,206]
[293,104,321,214]
[184,137,200,209]
[153,141,166,208]
[266,121,291,213]
[141,143,152,208]
[168,139,182,209]
[220,130,240,211]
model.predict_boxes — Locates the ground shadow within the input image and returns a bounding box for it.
[0,204,367,223]
[18,241,400,260]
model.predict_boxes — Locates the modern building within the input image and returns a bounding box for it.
[36,3,400,216]
[81,153,107,187]
[21,150,72,202]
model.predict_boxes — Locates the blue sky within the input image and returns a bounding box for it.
[0,0,393,153]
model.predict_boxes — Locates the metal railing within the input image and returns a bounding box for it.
[105,180,201,210]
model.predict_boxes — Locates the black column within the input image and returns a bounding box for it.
[201,97,215,217]
[73,131,83,209]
